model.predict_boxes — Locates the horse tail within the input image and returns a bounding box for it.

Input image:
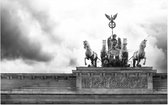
[92,51,99,60]
[128,51,138,61]
[128,56,133,61]
[97,57,101,61]
[94,53,101,61]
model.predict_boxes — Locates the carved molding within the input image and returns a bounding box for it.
[1,74,76,80]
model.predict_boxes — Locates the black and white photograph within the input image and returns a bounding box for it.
[1,0,167,104]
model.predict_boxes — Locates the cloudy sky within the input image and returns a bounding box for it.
[1,0,167,73]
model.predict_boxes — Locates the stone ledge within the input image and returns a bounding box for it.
[1,73,76,80]
[1,93,167,104]
[76,66,153,70]
[1,89,167,94]
[73,67,156,73]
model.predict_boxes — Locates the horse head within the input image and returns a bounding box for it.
[140,39,147,49]
[83,40,90,49]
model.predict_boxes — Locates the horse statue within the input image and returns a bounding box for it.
[83,40,98,67]
[132,39,147,67]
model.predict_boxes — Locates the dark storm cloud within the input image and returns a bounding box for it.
[1,5,52,62]
[140,17,167,72]
[17,0,63,44]
[151,22,167,73]
[27,9,63,43]
[150,22,167,55]
[141,18,167,54]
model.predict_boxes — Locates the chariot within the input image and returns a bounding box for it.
[100,13,129,67]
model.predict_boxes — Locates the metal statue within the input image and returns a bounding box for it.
[83,40,98,67]
[83,13,149,68]
[107,35,123,67]
[131,39,147,67]
[107,34,118,51]
[100,13,130,67]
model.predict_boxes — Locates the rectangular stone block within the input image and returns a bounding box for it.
[73,67,156,94]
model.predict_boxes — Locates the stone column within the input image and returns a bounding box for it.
[76,73,82,89]
[147,73,153,90]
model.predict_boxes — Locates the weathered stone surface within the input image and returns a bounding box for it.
[1,73,76,91]
[72,67,156,93]
[81,75,147,88]
[1,94,167,104]
[0,70,167,104]
[153,73,167,92]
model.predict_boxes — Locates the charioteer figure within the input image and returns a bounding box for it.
[107,34,121,67]
[107,34,118,51]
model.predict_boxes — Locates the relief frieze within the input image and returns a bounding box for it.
[81,73,148,89]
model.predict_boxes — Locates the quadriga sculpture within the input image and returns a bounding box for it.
[83,40,98,67]
[131,39,147,67]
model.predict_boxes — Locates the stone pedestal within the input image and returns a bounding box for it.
[72,67,156,94]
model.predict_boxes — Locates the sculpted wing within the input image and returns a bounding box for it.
[105,14,111,20]
[113,13,118,20]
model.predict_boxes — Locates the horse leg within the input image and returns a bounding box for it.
[133,52,136,67]
[143,56,146,65]
[92,58,96,67]
[124,59,126,67]
[133,59,136,67]
[137,59,141,67]
[91,59,94,67]
[84,57,87,65]
[95,59,97,67]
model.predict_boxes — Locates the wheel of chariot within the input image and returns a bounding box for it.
[108,22,116,28]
